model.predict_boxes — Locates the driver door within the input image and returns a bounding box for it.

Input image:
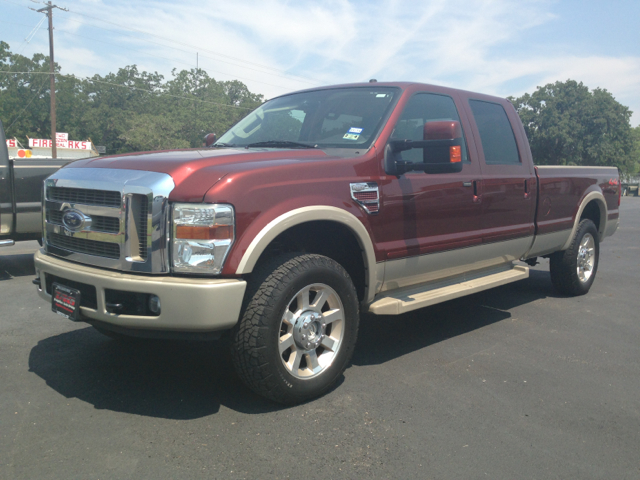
[373,91,484,290]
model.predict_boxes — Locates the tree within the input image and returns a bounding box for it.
[508,80,636,173]
[0,43,264,154]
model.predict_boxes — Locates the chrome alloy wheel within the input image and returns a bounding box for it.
[278,283,345,379]
[577,233,596,283]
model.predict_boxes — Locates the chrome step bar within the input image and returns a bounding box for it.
[0,240,15,247]
[368,264,529,315]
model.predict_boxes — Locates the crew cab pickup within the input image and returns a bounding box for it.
[33,82,620,404]
[1,120,70,247]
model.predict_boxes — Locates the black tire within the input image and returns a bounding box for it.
[550,219,600,296]
[230,253,359,405]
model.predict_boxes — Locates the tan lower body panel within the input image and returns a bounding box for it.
[34,250,247,332]
[368,264,529,315]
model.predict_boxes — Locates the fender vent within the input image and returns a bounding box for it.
[350,182,379,214]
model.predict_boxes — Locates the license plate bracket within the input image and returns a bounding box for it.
[51,283,82,321]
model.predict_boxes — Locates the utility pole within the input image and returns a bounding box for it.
[34,2,67,159]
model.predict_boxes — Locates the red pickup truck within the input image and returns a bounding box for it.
[34,82,620,404]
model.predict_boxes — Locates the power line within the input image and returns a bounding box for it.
[2,0,318,86]
[49,28,301,92]
[58,14,319,87]
[0,17,47,73]
[6,74,49,131]
[1,19,298,92]
[64,8,318,85]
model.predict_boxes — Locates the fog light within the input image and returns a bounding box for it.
[149,295,161,315]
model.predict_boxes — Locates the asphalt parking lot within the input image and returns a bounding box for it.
[1,198,639,480]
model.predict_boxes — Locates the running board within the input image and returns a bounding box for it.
[368,265,529,315]
[0,240,15,247]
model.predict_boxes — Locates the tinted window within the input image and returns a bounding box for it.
[469,100,520,165]
[391,93,469,164]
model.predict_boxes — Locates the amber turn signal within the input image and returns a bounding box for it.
[176,225,233,240]
[450,146,462,163]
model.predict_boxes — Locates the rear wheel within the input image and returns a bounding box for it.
[230,253,359,404]
[550,219,599,296]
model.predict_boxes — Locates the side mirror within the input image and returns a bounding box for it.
[204,133,217,147]
[384,120,463,176]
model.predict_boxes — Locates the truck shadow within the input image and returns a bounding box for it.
[28,269,557,419]
[353,268,557,366]
[28,327,279,419]
[0,253,36,281]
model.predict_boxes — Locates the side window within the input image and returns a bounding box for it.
[469,100,520,165]
[391,93,469,164]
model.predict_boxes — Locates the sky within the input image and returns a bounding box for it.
[1,0,639,126]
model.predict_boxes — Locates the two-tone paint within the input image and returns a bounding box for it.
[55,82,620,313]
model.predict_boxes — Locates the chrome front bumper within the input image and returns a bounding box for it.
[34,249,246,332]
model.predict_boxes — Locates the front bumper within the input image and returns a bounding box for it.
[34,249,246,332]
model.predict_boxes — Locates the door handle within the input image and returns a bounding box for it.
[462,181,472,187]
[473,180,481,203]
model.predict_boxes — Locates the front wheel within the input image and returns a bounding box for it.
[550,219,600,296]
[230,254,359,404]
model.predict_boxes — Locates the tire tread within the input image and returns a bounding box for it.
[230,253,359,404]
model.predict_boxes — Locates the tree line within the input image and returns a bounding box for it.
[1,42,638,173]
[0,41,264,154]
[509,80,639,175]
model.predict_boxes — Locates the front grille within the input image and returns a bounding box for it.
[47,209,120,233]
[48,187,122,207]
[45,274,98,309]
[92,216,120,233]
[44,168,173,273]
[49,233,120,259]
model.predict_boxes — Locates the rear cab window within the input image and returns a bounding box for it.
[468,100,520,165]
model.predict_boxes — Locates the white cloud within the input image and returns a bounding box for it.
[28,0,640,125]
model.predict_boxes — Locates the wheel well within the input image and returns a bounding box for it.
[251,221,367,302]
[580,200,603,234]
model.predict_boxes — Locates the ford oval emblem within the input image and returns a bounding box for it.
[62,209,88,232]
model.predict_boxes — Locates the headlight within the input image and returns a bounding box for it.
[171,203,234,274]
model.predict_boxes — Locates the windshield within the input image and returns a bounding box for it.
[217,87,399,149]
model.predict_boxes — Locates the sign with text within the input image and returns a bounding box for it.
[6,139,17,148]
[56,132,68,141]
[29,138,92,150]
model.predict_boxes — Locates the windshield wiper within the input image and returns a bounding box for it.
[211,142,236,147]
[244,140,317,149]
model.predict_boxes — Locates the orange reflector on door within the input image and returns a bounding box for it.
[176,225,233,240]
[450,146,462,163]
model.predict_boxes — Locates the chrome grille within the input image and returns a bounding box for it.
[49,233,120,259]
[47,209,120,233]
[43,168,174,273]
[48,186,122,207]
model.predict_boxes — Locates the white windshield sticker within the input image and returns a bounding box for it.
[344,127,362,140]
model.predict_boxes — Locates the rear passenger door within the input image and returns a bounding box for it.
[464,99,536,248]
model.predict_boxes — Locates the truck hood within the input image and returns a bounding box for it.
[66,147,333,202]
